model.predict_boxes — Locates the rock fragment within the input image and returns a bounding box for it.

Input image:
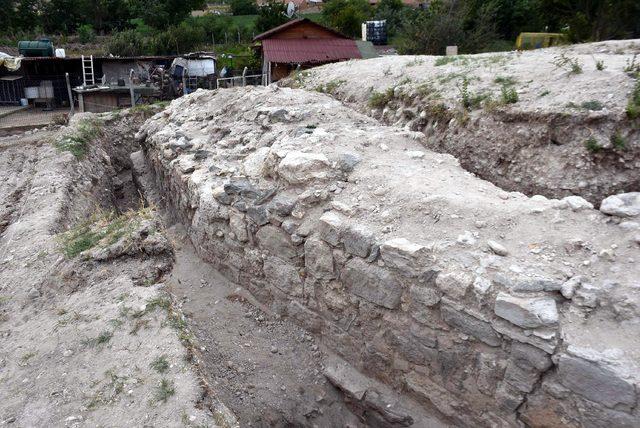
[494,293,558,328]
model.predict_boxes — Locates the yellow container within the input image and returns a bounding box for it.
[516,32,567,50]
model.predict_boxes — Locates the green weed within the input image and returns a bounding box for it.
[551,53,583,74]
[368,87,395,109]
[611,133,627,149]
[150,355,170,374]
[83,330,113,347]
[580,100,604,111]
[626,77,640,119]
[584,138,602,152]
[54,118,102,159]
[501,86,519,104]
[155,378,175,402]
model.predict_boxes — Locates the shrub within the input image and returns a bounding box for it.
[595,59,605,71]
[155,378,175,402]
[230,0,258,15]
[627,78,640,119]
[77,24,96,44]
[459,77,488,110]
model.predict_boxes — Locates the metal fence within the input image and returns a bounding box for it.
[216,68,267,89]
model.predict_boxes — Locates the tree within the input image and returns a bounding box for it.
[322,0,372,38]
[0,0,16,34]
[230,0,257,16]
[254,0,289,33]
[374,0,409,37]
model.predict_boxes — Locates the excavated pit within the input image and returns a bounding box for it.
[132,85,640,428]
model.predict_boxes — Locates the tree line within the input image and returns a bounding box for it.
[1,0,639,56]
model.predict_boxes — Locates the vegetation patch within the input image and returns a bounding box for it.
[54,118,102,159]
[83,330,113,347]
[611,133,627,150]
[58,207,154,258]
[315,79,346,94]
[368,87,395,109]
[154,378,176,402]
[459,77,489,110]
[150,355,170,374]
[551,53,583,75]
[584,137,602,152]
[626,77,640,119]
[580,100,604,111]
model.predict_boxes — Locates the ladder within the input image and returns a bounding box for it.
[81,55,95,87]
[185,72,198,93]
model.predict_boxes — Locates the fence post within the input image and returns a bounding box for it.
[242,67,247,87]
[65,72,74,116]
[129,69,135,108]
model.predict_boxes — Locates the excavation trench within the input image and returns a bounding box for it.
[102,121,432,426]
[82,83,640,428]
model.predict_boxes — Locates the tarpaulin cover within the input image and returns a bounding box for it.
[0,53,22,71]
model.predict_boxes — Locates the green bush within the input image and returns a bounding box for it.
[368,87,395,108]
[230,0,258,15]
[77,24,96,44]
[501,86,518,104]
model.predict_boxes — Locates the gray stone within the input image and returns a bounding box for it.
[304,236,335,279]
[435,271,472,299]
[510,342,552,371]
[336,152,362,172]
[440,304,501,347]
[246,204,269,226]
[318,211,345,246]
[487,240,509,256]
[277,151,331,184]
[287,300,323,333]
[228,210,248,242]
[281,219,299,234]
[380,238,433,276]
[256,225,297,260]
[342,258,402,309]
[267,193,297,217]
[557,354,636,409]
[491,319,557,354]
[263,256,303,296]
[563,195,594,211]
[494,293,558,328]
[224,177,259,199]
[512,277,563,293]
[342,223,375,258]
[409,284,441,307]
[600,192,640,217]
[503,361,539,393]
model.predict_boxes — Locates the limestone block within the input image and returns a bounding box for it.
[436,271,472,300]
[557,354,636,409]
[440,304,501,347]
[277,151,331,184]
[380,238,433,276]
[494,293,558,329]
[600,192,640,217]
[263,256,303,296]
[342,258,402,309]
[318,211,345,246]
[256,225,297,260]
[342,223,375,257]
[304,236,335,279]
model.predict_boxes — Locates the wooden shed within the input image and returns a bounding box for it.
[253,18,362,83]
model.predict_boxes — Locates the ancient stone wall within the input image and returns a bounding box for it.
[136,87,640,427]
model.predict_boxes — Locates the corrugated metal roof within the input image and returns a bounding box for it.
[262,38,361,64]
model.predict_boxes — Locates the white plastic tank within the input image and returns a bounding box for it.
[55,48,66,58]
[25,87,39,99]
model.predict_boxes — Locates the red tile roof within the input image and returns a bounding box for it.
[262,38,362,64]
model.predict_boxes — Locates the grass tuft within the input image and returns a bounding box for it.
[584,137,602,152]
[155,378,176,402]
[150,355,170,374]
[368,87,395,109]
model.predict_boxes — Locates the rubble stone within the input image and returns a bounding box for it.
[494,293,558,328]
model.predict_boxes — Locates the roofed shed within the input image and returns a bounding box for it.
[254,18,362,83]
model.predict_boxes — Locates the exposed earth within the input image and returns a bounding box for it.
[1,39,640,428]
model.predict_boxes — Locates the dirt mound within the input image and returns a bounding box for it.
[286,39,640,204]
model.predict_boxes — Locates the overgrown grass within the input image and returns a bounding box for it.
[58,207,153,258]
[54,118,102,159]
[155,378,176,402]
[315,79,345,94]
[435,56,462,66]
[494,76,517,86]
[368,87,395,109]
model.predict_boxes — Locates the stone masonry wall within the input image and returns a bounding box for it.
[136,87,640,427]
